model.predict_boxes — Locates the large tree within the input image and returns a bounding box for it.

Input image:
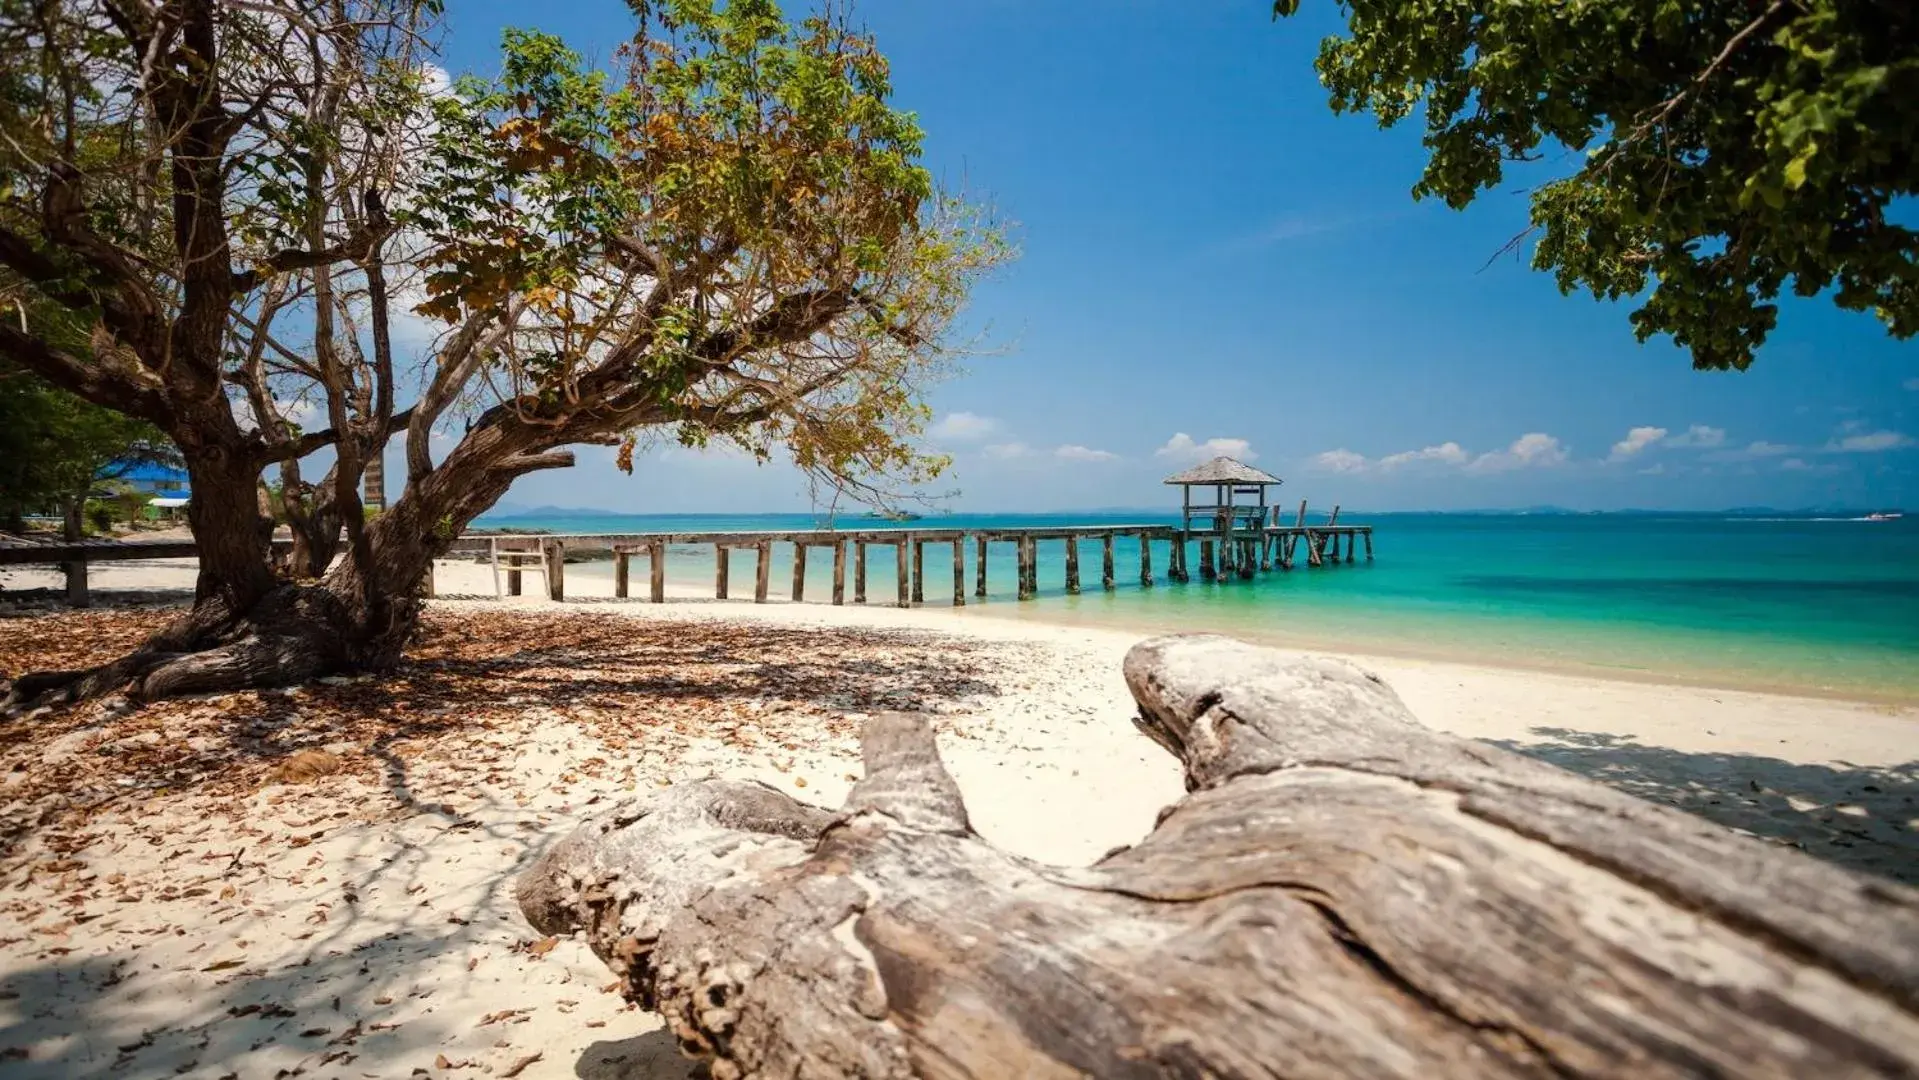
[1273,0,1919,370]
[0,0,1001,710]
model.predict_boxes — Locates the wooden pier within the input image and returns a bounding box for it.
[443,512,1372,608]
[0,487,1372,610]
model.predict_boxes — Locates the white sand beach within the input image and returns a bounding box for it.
[1,557,1914,1077]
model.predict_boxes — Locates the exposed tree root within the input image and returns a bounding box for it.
[1,585,365,716]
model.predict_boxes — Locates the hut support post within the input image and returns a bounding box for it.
[833,541,847,605]
[1364,531,1374,561]
[649,541,665,603]
[1102,534,1115,590]
[1199,539,1215,582]
[1065,536,1081,594]
[791,543,807,602]
[755,541,772,603]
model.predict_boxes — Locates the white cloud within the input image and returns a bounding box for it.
[982,442,1030,460]
[930,411,999,441]
[1607,426,1667,462]
[1904,377,1919,392]
[1374,441,1469,469]
[1664,424,1727,449]
[1054,444,1118,462]
[1312,449,1369,473]
[1826,430,1914,453]
[1781,458,1813,471]
[1703,439,1800,463]
[1637,463,1667,475]
[274,397,321,428]
[1466,432,1568,473]
[1156,433,1257,463]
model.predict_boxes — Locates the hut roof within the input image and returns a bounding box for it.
[1160,457,1284,486]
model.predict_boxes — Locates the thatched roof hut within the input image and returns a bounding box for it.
[1160,457,1283,487]
[1162,457,1281,536]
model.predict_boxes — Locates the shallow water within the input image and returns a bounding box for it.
[473,510,1919,702]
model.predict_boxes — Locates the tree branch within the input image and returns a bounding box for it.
[231,205,393,293]
[0,320,170,424]
[490,449,576,475]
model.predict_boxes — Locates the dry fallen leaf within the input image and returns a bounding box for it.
[525,936,558,958]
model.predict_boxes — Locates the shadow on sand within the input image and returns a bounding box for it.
[1492,727,1919,886]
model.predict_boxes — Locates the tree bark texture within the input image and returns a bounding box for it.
[519,634,1919,1079]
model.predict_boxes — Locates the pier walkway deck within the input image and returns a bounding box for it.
[450,518,1373,607]
[1,518,1373,609]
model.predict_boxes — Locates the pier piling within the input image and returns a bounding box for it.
[1065,536,1081,594]
[715,545,730,600]
[756,540,772,603]
[854,542,868,604]
[911,539,924,605]
[833,541,847,605]
[1139,532,1154,588]
[1102,535,1116,590]
[791,543,807,602]
[544,540,565,601]
[975,536,988,598]
[894,542,910,608]
[952,539,965,606]
[614,551,629,598]
[649,541,665,602]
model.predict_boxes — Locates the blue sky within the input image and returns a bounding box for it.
[438,0,1915,513]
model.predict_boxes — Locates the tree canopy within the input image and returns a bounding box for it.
[0,0,1003,707]
[1273,0,1919,370]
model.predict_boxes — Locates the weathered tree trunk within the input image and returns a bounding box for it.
[278,472,345,580]
[519,634,1919,1079]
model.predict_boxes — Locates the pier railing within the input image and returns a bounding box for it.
[1,519,1373,609]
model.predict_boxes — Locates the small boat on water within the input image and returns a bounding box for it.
[1865,511,1904,521]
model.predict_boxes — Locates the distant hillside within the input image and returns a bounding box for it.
[481,504,630,520]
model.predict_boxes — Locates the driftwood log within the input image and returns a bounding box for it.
[519,634,1919,1078]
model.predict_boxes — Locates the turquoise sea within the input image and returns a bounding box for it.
[470,510,1919,703]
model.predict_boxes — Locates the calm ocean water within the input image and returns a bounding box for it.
[471,509,1919,702]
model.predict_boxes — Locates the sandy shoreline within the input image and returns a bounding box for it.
[8,552,1918,706]
[1,559,1915,1077]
